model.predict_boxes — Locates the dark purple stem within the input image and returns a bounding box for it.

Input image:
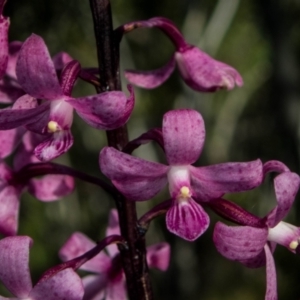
[89,1,153,299]
[37,235,125,284]
[15,162,118,197]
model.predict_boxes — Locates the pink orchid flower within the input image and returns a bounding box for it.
[0,131,74,236]
[213,161,300,300]
[0,236,84,299]
[59,209,170,300]
[0,34,134,161]
[124,17,243,92]
[100,109,263,241]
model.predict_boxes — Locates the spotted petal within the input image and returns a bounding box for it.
[28,175,74,202]
[100,147,168,200]
[6,41,23,79]
[67,85,134,130]
[190,159,263,201]
[0,102,49,130]
[0,16,9,79]
[0,236,33,298]
[263,160,290,176]
[176,47,243,92]
[59,232,111,274]
[0,127,25,159]
[267,172,300,228]
[146,242,170,271]
[29,268,84,300]
[52,51,73,71]
[0,185,21,236]
[166,198,209,241]
[125,56,176,89]
[264,245,277,300]
[163,109,205,165]
[16,34,63,100]
[213,222,268,261]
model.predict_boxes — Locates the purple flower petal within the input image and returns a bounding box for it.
[105,209,121,257]
[0,127,25,159]
[166,198,209,241]
[0,185,20,236]
[176,46,243,92]
[82,274,106,300]
[29,268,84,300]
[0,236,33,298]
[82,274,126,300]
[12,94,38,109]
[163,109,205,165]
[0,16,9,79]
[239,251,266,269]
[6,41,23,79]
[100,147,168,200]
[16,34,63,100]
[267,172,300,228]
[0,161,12,179]
[52,51,73,71]
[264,245,277,300]
[34,129,73,161]
[25,110,50,134]
[8,94,50,134]
[0,102,49,130]
[0,78,24,104]
[146,242,170,271]
[125,56,176,89]
[263,160,290,176]
[213,222,268,261]
[267,221,300,251]
[67,85,134,130]
[105,273,126,300]
[28,175,74,202]
[13,132,44,171]
[59,232,111,274]
[190,159,263,201]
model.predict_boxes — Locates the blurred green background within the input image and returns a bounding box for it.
[1,0,300,299]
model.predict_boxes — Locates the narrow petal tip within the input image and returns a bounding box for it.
[176,47,243,92]
[163,109,205,165]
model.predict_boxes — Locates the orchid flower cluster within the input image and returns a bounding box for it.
[0,1,298,300]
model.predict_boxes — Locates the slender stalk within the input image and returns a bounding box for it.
[15,162,118,197]
[89,0,153,299]
[38,235,126,284]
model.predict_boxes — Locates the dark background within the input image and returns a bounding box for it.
[1,0,300,299]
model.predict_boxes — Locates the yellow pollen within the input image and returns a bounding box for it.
[180,186,190,198]
[47,121,59,133]
[289,240,299,250]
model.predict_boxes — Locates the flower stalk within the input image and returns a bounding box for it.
[89,0,153,299]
